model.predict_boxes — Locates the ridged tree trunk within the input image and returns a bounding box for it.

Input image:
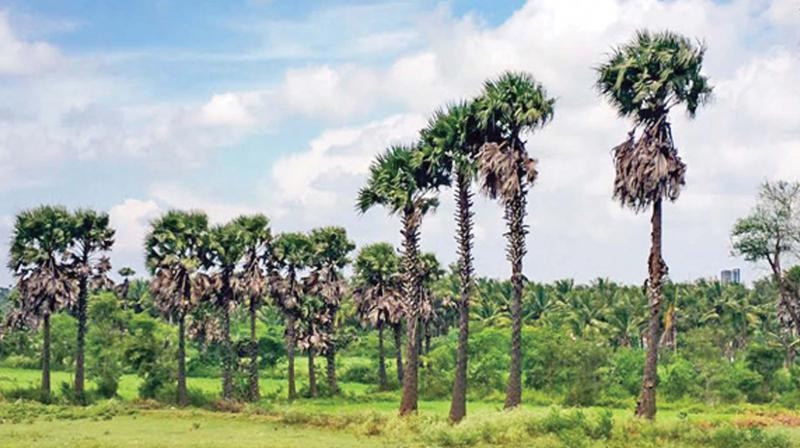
[399,209,422,416]
[378,323,389,390]
[450,172,474,423]
[221,303,233,401]
[41,312,51,397]
[286,314,297,400]
[325,311,339,394]
[504,183,527,409]
[394,323,404,383]
[248,296,260,401]
[75,276,88,401]
[308,350,318,398]
[177,312,188,407]
[636,198,665,419]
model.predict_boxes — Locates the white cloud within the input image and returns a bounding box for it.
[0,11,60,75]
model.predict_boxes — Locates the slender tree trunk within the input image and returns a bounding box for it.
[325,310,339,394]
[378,323,389,390]
[41,312,51,397]
[399,210,422,416]
[636,198,665,420]
[450,172,474,423]
[394,324,404,384]
[286,314,297,400]
[75,277,88,402]
[221,304,233,401]
[248,296,260,401]
[504,187,527,409]
[308,350,318,398]
[177,312,188,407]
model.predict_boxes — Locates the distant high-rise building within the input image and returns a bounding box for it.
[721,268,741,284]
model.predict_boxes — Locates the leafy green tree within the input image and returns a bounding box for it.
[87,292,126,398]
[357,144,446,415]
[596,30,712,419]
[233,214,272,401]
[353,242,403,390]
[474,71,556,409]
[305,226,355,394]
[67,209,115,400]
[271,232,312,400]
[145,210,210,406]
[6,205,77,397]
[418,101,481,422]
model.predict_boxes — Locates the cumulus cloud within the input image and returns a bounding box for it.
[0,11,60,75]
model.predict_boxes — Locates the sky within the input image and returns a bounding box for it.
[0,0,798,287]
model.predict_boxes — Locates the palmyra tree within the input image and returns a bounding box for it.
[305,226,355,394]
[596,30,712,419]
[357,144,446,415]
[67,209,115,401]
[206,220,248,400]
[418,101,480,422]
[234,214,272,401]
[353,242,403,390]
[6,206,76,396]
[474,71,555,409]
[145,210,210,406]
[116,267,136,310]
[271,232,311,400]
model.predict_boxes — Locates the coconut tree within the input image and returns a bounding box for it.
[67,209,115,401]
[145,210,211,406]
[474,71,556,409]
[205,220,249,401]
[5,206,77,397]
[305,226,355,395]
[357,144,446,415]
[353,242,403,390]
[271,232,312,400]
[233,214,272,401]
[418,101,481,422]
[596,30,712,419]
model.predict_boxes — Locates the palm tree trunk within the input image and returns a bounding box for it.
[636,198,665,420]
[394,323,404,384]
[504,188,526,409]
[325,311,339,394]
[221,305,233,401]
[248,296,260,401]
[177,312,188,407]
[378,323,389,390]
[286,314,297,400]
[41,312,51,397]
[450,172,474,423]
[308,350,318,398]
[75,277,88,402]
[399,209,421,416]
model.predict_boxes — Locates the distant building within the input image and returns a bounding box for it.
[721,268,741,284]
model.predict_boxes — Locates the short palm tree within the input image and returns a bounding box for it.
[418,100,481,422]
[233,214,272,401]
[474,71,556,409]
[271,232,312,400]
[305,226,355,394]
[6,206,77,397]
[116,267,136,310]
[357,144,446,415]
[596,30,712,419]
[145,210,210,406]
[206,220,248,400]
[67,209,115,401]
[353,242,403,390]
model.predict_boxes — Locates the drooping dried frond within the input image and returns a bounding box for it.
[477,141,538,204]
[612,119,686,211]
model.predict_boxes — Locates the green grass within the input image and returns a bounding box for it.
[1,366,800,447]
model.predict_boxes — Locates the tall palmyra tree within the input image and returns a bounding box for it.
[474,71,556,409]
[357,144,446,415]
[145,210,210,406]
[596,30,712,419]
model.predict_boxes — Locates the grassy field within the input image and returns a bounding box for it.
[2,367,800,447]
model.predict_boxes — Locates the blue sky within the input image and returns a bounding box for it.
[0,0,798,286]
